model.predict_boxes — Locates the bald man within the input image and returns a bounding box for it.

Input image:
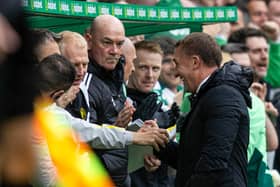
[83,15,135,187]
[247,0,268,28]
[57,31,90,118]
[121,37,136,83]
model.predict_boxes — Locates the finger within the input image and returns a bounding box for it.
[147,155,161,168]
[152,131,167,148]
[156,134,167,148]
[158,129,169,137]
[121,117,133,126]
[120,110,133,119]
[251,82,262,88]
[157,131,169,144]
[150,155,161,166]
[144,120,157,128]
[119,108,133,118]
[144,155,154,167]
[152,141,160,152]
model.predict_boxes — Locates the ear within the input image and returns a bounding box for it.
[84,33,92,50]
[51,90,65,101]
[192,55,201,70]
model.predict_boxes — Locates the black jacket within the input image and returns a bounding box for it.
[158,61,253,187]
[85,59,128,187]
[127,88,171,129]
[66,88,89,121]
[87,59,126,125]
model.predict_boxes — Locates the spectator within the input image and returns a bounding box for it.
[223,43,274,187]
[228,28,279,169]
[247,0,268,28]
[153,36,183,111]
[268,0,280,27]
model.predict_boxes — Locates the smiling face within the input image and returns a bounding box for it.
[88,16,125,71]
[246,36,269,80]
[174,46,195,93]
[159,54,181,90]
[128,49,162,93]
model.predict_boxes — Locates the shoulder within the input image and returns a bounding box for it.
[201,84,248,111]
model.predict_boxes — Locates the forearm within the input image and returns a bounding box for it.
[266,113,279,151]
[72,120,133,149]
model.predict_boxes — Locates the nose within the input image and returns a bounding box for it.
[76,64,83,76]
[109,43,120,54]
[131,62,135,72]
[260,49,268,60]
[171,60,176,69]
[146,68,153,78]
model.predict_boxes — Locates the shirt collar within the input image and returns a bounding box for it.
[196,75,210,94]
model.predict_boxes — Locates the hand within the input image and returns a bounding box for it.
[167,103,180,126]
[133,93,162,121]
[261,21,280,42]
[247,22,260,30]
[140,120,159,131]
[56,85,80,108]
[144,155,161,172]
[114,100,135,128]
[265,102,279,117]
[133,125,169,151]
[251,82,266,101]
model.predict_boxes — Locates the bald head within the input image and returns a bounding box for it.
[59,31,87,55]
[122,37,135,55]
[58,31,89,86]
[87,15,126,71]
[247,0,268,27]
[91,15,125,35]
[122,38,136,82]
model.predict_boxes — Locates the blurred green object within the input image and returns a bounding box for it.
[180,92,191,114]
[156,0,182,7]
[148,0,188,40]
[146,28,190,41]
[24,0,238,35]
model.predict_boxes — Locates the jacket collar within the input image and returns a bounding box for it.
[88,57,124,83]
